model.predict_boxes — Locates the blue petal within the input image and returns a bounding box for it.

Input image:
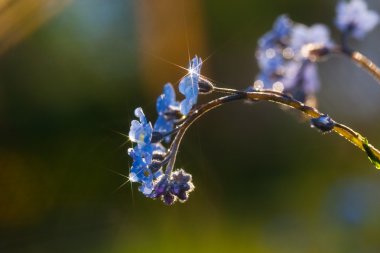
[178,56,203,115]
[134,107,146,124]
[180,98,193,116]
[156,83,177,114]
[154,115,173,135]
[129,107,153,146]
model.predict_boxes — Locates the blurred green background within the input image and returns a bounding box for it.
[1,0,380,252]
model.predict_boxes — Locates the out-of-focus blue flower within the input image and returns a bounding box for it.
[128,107,153,147]
[259,15,292,49]
[257,15,292,75]
[290,23,331,57]
[179,56,203,115]
[150,169,194,205]
[280,61,321,101]
[325,179,380,226]
[154,83,179,142]
[335,0,379,39]
[255,15,332,103]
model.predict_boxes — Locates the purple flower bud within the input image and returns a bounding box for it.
[163,193,175,205]
[151,175,170,198]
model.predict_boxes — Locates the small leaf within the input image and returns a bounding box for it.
[363,138,380,169]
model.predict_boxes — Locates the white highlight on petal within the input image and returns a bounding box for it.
[282,47,294,59]
[265,48,276,59]
[273,81,284,92]
[129,172,139,183]
[253,80,264,90]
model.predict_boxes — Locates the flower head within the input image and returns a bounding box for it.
[335,0,379,39]
[255,15,332,103]
[150,169,194,205]
[257,15,292,74]
[154,83,180,142]
[128,143,166,196]
[259,15,292,50]
[179,56,203,115]
[128,107,153,147]
[128,107,166,195]
[290,23,331,57]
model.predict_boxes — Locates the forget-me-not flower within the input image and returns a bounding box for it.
[128,144,165,195]
[128,107,166,196]
[290,23,332,58]
[256,15,332,102]
[179,56,203,115]
[128,107,153,147]
[335,0,379,39]
[154,83,179,142]
[256,15,292,77]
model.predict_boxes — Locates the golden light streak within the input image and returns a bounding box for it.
[0,0,72,56]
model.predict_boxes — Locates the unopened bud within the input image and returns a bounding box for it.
[311,114,335,132]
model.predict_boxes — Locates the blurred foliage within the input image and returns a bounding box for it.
[1,0,380,252]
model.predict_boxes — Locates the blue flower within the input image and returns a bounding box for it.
[128,144,165,196]
[290,23,332,57]
[281,61,320,102]
[256,15,292,74]
[154,83,179,142]
[128,107,166,195]
[128,107,153,147]
[179,56,203,115]
[258,15,292,50]
[335,0,379,39]
[255,15,332,103]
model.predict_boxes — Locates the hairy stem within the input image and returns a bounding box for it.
[334,46,380,85]
[166,88,380,173]
[349,51,380,84]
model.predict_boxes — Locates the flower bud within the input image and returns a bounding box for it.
[311,114,335,132]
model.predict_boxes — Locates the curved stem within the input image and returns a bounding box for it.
[350,51,380,84]
[166,88,380,173]
[334,46,380,85]
[165,94,246,175]
[246,91,380,164]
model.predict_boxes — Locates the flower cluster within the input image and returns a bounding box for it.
[253,0,379,104]
[254,15,332,103]
[128,56,203,204]
[127,0,380,205]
